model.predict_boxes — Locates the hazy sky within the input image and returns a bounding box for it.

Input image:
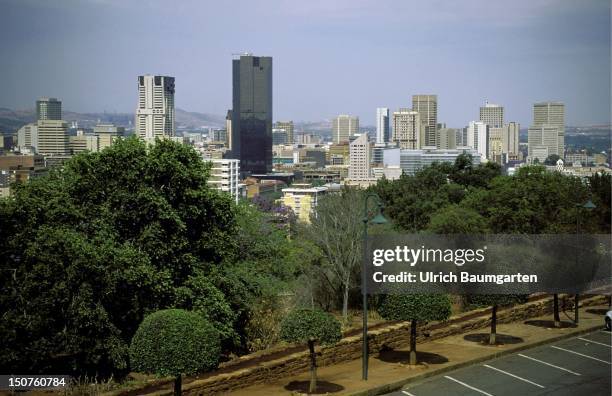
[0,0,610,126]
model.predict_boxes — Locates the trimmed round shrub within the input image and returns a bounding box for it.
[279,309,342,345]
[279,309,342,393]
[377,294,452,322]
[129,309,220,377]
[377,294,451,365]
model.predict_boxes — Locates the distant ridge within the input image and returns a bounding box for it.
[0,107,225,134]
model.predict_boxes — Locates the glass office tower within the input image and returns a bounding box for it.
[231,54,273,174]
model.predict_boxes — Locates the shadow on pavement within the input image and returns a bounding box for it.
[284,380,345,394]
[586,308,610,316]
[524,319,577,329]
[463,333,524,346]
[376,348,449,365]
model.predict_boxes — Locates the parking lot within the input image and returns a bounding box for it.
[387,330,611,396]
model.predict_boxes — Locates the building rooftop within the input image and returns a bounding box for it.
[282,186,328,193]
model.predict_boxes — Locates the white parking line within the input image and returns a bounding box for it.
[483,364,545,388]
[401,391,416,396]
[578,337,612,348]
[444,376,494,396]
[551,345,611,364]
[518,353,581,376]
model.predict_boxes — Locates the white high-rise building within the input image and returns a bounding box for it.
[348,133,371,181]
[502,122,520,155]
[135,75,176,140]
[17,123,38,152]
[412,95,438,147]
[467,121,489,161]
[392,109,424,149]
[376,108,390,144]
[488,127,503,159]
[456,127,468,147]
[479,102,504,128]
[437,128,457,150]
[532,102,564,157]
[207,159,240,203]
[530,146,550,164]
[37,120,69,156]
[332,115,359,144]
[528,125,559,161]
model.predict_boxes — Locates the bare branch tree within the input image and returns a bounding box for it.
[305,188,364,322]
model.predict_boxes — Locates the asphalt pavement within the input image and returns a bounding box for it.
[386,329,612,396]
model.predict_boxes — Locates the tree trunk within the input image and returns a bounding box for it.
[553,294,560,328]
[490,305,497,345]
[342,281,349,323]
[574,294,579,324]
[308,339,317,393]
[409,319,417,365]
[174,375,181,396]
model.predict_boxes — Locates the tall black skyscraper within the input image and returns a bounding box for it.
[231,54,273,175]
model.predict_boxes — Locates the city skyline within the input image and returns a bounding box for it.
[0,0,610,127]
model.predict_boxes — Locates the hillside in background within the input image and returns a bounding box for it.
[0,107,225,134]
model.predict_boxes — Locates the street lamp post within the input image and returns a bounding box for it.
[574,199,596,324]
[362,193,388,381]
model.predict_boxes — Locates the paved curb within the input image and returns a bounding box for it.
[347,324,605,396]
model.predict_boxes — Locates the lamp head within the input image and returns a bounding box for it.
[371,213,388,225]
[583,200,596,210]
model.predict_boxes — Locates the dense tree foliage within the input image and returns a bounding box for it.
[0,137,296,376]
[373,155,502,232]
[427,205,489,234]
[375,157,608,331]
[1,138,608,380]
[588,173,611,232]
[462,166,591,234]
[374,156,605,235]
[130,309,220,395]
[544,154,561,165]
[279,309,342,393]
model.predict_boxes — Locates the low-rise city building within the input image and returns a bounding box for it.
[281,185,327,223]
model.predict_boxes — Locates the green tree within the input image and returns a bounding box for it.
[544,154,561,165]
[463,166,590,234]
[0,137,243,375]
[426,200,527,344]
[373,163,458,231]
[377,294,451,365]
[450,154,502,188]
[465,295,528,344]
[130,309,220,396]
[279,309,342,393]
[588,173,611,232]
[462,165,592,326]
[373,156,500,232]
[219,201,304,351]
[427,205,488,234]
